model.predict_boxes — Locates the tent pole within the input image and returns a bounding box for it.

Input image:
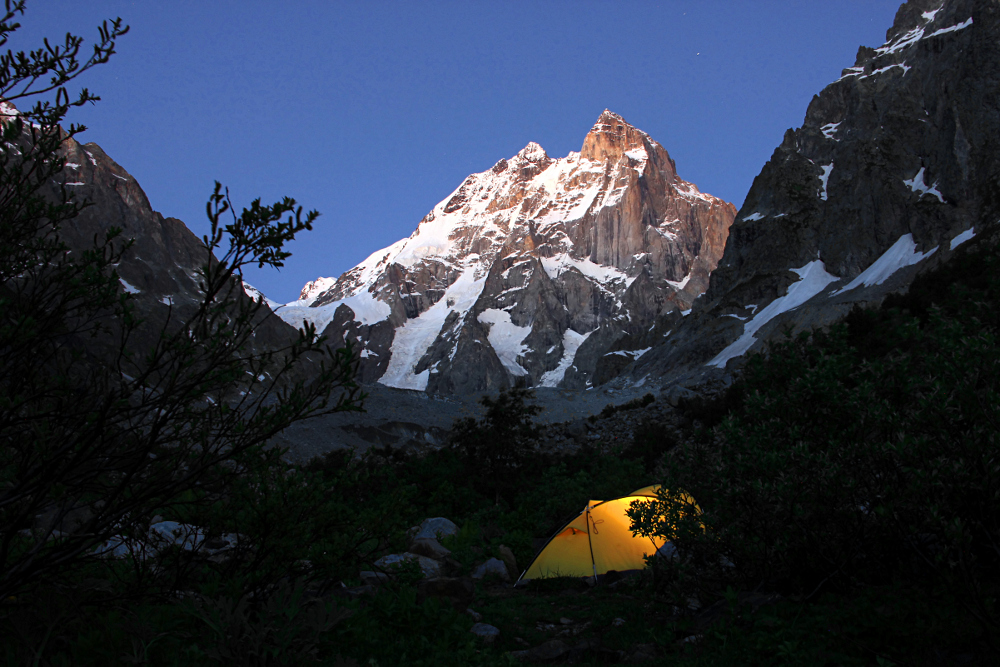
[585,503,598,581]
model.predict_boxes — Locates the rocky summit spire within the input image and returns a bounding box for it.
[514,141,548,162]
[280,108,734,394]
[580,109,651,162]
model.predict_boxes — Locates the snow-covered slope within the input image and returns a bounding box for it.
[276,111,735,393]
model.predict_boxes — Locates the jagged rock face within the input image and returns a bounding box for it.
[278,111,735,394]
[45,137,207,307]
[0,105,304,364]
[632,0,994,387]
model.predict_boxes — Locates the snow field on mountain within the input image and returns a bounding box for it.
[832,234,937,296]
[477,309,531,377]
[666,272,692,290]
[379,268,486,390]
[539,329,593,387]
[539,254,633,285]
[707,260,839,369]
[277,288,391,333]
[606,348,651,360]
[298,277,336,303]
[835,11,971,84]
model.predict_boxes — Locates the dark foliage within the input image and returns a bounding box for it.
[588,391,655,422]
[0,3,370,664]
[448,387,542,503]
[630,230,1000,655]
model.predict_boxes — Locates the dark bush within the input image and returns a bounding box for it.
[631,235,1000,646]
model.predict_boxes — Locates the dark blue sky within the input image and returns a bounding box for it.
[18,2,901,302]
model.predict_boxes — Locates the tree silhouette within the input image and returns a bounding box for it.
[0,0,361,601]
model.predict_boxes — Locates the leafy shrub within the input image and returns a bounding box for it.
[449,388,542,503]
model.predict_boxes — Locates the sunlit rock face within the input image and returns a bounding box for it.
[634,0,996,388]
[277,110,735,393]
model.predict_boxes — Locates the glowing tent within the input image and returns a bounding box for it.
[517,485,696,583]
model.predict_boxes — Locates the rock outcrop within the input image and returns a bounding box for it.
[278,111,735,394]
[0,100,305,379]
[630,0,995,387]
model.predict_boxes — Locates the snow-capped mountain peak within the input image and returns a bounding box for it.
[277,110,735,393]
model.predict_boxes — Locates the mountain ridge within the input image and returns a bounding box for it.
[628,0,988,390]
[276,110,736,393]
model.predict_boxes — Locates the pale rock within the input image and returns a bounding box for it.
[471,557,511,582]
[408,537,452,561]
[470,623,500,645]
[359,571,391,586]
[413,517,459,541]
[497,544,519,579]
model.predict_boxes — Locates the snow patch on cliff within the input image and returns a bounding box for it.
[832,234,937,296]
[277,287,391,333]
[821,122,841,140]
[539,329,593,387]
[950,227,976,250]
[903,167,944,202]
[540,253,631,285]
[478,309,531,377]
[379,268,486,390]
[927,17,972,38]
[818,164,833,201]
[707,261,839,369]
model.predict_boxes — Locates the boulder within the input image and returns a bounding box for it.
[374,552,442,579]
[663,385,695,408]
[344,584,375,599]
[413,517,459,542]
[497,544,519,579]
[470,623,500,645]
[359,571,391,586]
[409,537,452,561]
[471,557,510,582]
[626,643,658,663]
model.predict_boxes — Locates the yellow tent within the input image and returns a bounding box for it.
[517,485,697,583]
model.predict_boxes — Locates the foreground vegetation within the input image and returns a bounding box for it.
[2,3,999,664]
[5,229,998,665]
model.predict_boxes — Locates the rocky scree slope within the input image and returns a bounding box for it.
[626,0,994,389]
[277,111,735,395]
